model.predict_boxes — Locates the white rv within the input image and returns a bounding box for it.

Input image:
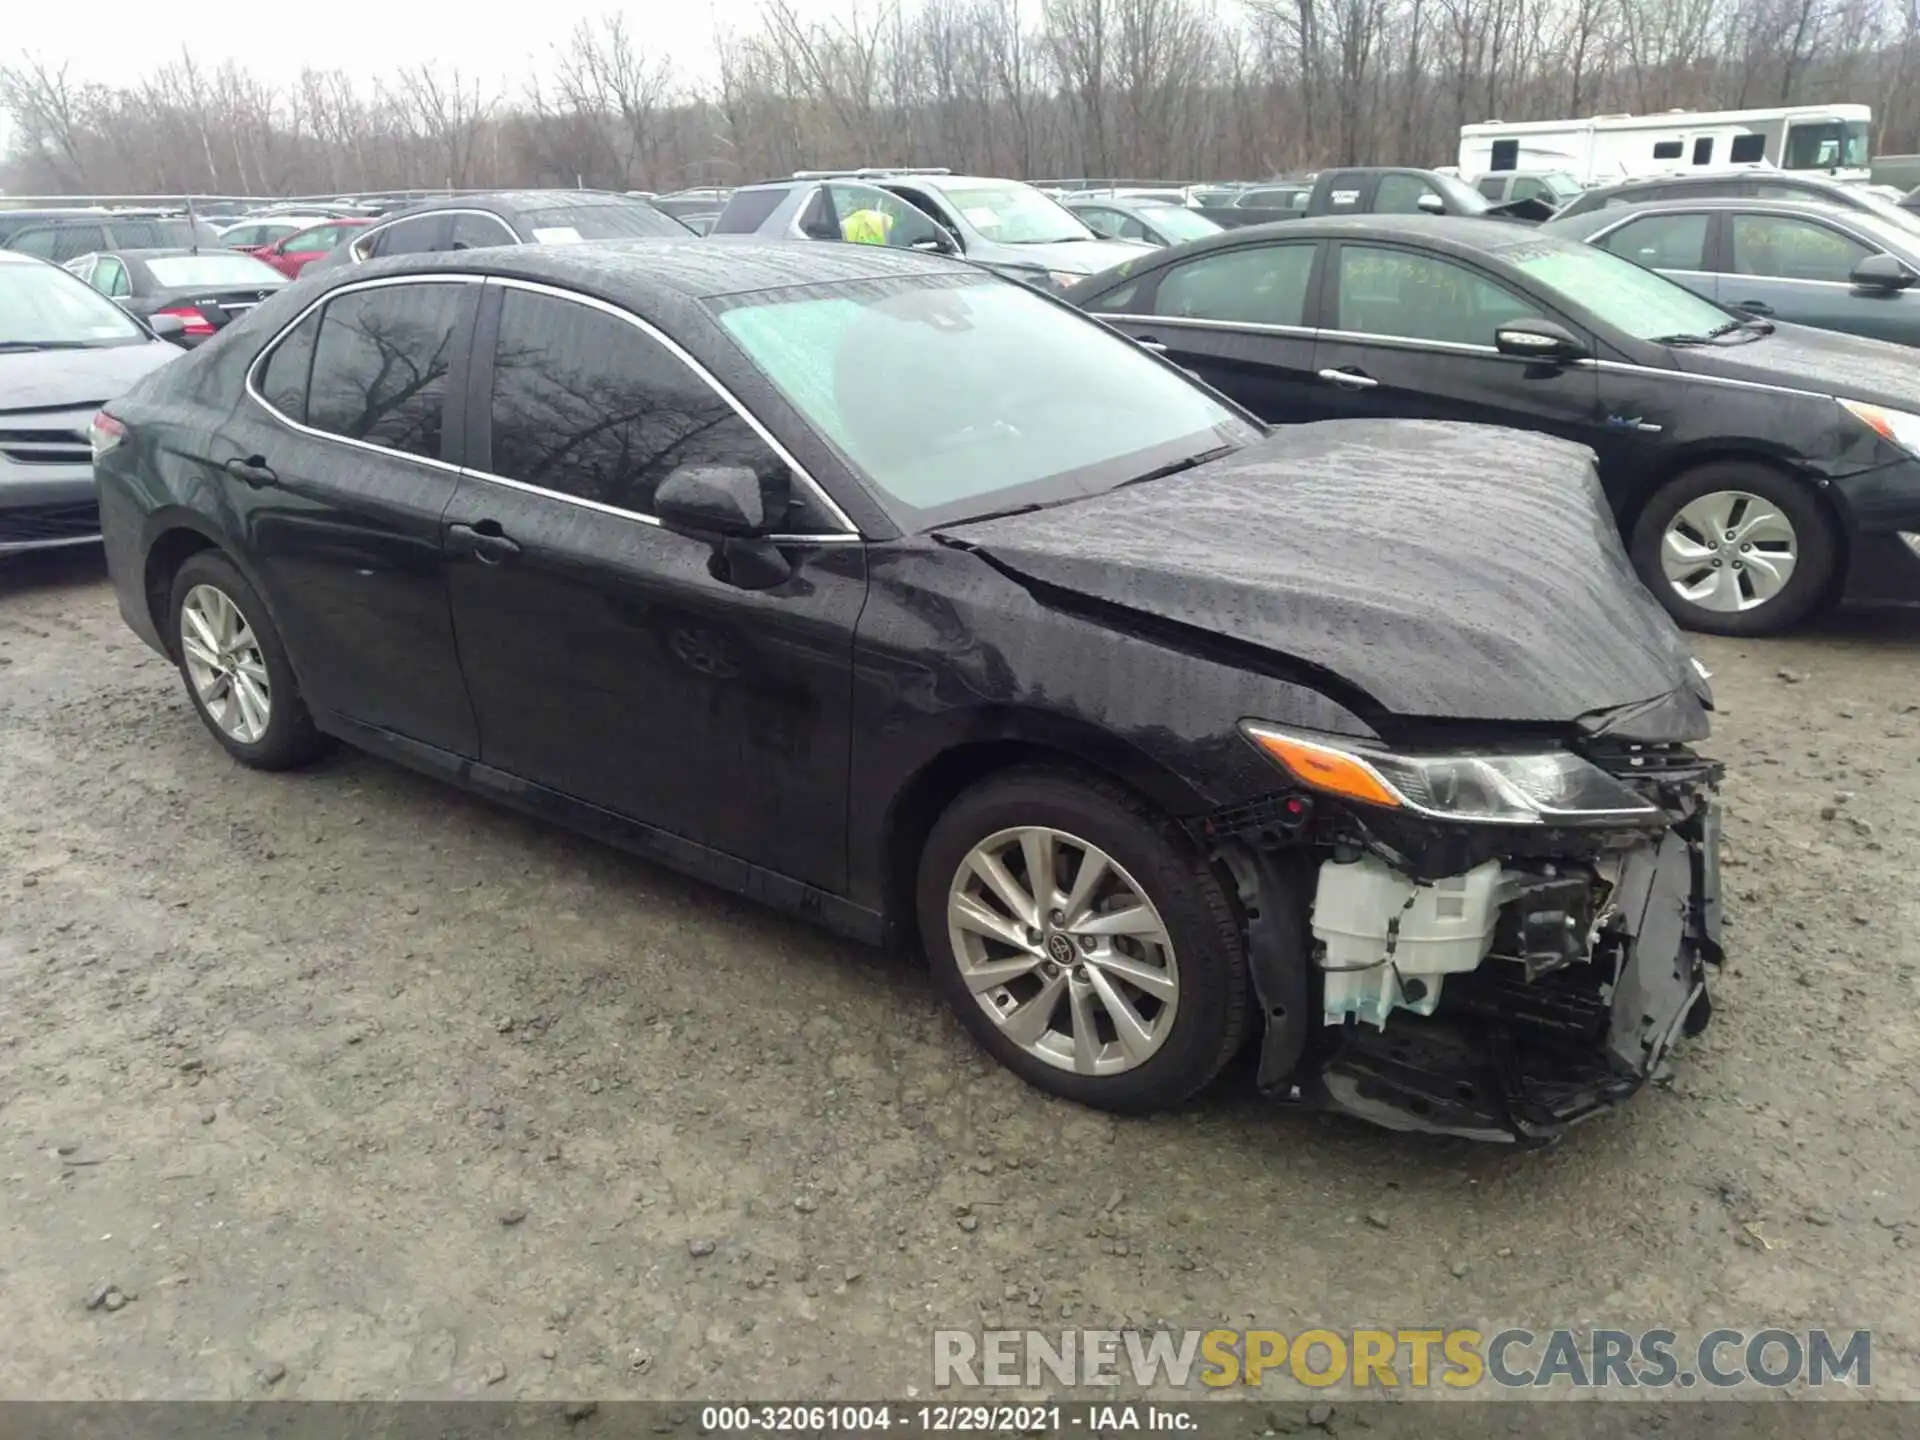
[1460,105,1872,187]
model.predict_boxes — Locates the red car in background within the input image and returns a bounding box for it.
[256,218,371,278]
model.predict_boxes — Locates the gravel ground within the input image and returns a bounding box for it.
[1,548,1916,1403]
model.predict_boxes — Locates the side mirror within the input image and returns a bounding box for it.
[147,313,190,344]
[1494,316,1589,362]
[656,464,770,538]
[1850,253,1914,292]
[910,224,962,255]
[1416,192,1446,214]
[657,465,795,591]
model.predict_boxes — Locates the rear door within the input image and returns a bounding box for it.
[1312,239,1601,450]
[1081,239,1327,422]
[224,278,481,752]
[439,281,866,890]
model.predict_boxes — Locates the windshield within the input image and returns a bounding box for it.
[1783,120,1872,172]
[1502,238,1734,341]
[938,184,1095,244]
[1137,204,1221,241]
[520,203,689,241]
[716,274,1258,527]
[1845,187,1920,237]
[0,261,149,348]
[1540,172,1583,200]
[145,253,286,288]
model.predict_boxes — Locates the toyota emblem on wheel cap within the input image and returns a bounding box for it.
[1047,933,1075,965]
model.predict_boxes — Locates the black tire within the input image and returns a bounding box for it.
[1629,461,1838,636]
[168,549,326,770]
[916,766,1249,1114]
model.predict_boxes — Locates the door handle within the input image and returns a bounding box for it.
[1732,300,1774,315]
[222,455,278,488]
[1136,336,1169,353]
[1317,367,1380,390]
[448,521,521,565]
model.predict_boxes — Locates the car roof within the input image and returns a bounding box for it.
[318,236,969,304]
[387,190,642,219]
[1154,212,1544,254]
[1598,171,1845,195]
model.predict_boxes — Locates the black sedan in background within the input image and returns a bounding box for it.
[65,248,288,346]
[303,190,692,273]
[1069,215,1920,634]
[92,240,1721,1143]
[1542,198,1920,348]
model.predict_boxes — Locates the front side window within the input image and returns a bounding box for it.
[1782,120,1871,172]
[1335,245,1536,345]
[821,184,948,249]
[1077,207,1126,238]
[288,223,347,254]
[0,259,147,347]
[1156,244,1316,327]
[1598,213,1710,271]
[715,274,1258,527]
[934,183,1092,244]
[1730,133,1767,164]
[1502,237,1733,341]
[1478,177,1507,200]
[486,289,795,522]
[1374,174,1443,214]
[305,283,469,458]
[1729,215,1871,283]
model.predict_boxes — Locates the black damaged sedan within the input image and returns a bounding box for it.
[91,241,1723,1142]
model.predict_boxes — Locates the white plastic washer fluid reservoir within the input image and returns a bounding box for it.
[1310,855,1504,1028]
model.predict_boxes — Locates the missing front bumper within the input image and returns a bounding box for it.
[1301,808,1722,1143]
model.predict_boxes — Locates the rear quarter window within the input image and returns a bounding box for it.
[711,189,788,234]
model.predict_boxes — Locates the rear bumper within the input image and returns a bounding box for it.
[0,465,99,555]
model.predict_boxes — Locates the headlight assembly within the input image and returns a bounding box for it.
[1840,398,1920,458]
[1239,723,1662,825]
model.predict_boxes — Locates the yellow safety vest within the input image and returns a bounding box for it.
[841,208,894,245]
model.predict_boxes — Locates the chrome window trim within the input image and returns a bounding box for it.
[1318,328,1503,357]
[348,207,514,263]
[1093,311,1317,341]
[242,270,863,541]
[1582,358,1830,402]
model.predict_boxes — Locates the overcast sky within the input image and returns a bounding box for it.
[8,0,819,93]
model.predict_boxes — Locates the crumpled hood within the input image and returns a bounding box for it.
[1677,320,1920,410]
[934,420,1705,728]
[0,341,178,414]
[994,237,1152,277]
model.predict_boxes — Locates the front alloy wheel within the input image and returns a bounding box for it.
[1659,490,1797,615]
[918,767,1249,1113]
[948,826,1179,1077]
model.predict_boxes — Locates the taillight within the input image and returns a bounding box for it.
[153,305,216,336]
[89,411,126,462]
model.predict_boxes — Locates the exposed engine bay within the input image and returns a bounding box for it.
[1207,739,1724,1143]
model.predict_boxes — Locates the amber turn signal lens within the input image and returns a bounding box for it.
[1242,728,1403,809]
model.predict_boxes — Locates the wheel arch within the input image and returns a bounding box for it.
[1619,446,1852,606]
[872,713,1211,953]
[138,512,302,672]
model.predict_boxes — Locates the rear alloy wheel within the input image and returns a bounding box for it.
[917,767,1248,1113]
[168,550,325,770]
[1630,462,1836,635]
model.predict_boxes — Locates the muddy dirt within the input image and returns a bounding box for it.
[1,549,1916,1402]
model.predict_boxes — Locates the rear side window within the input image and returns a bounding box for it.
[485,288,793,521]
[711,188,788,235]
[1154,244,1316,327]
[305,283,470,458]
[256,309,322,424]
[1692,137,1714,165]
[369,215,451,257]
[449,213,516,249]
[1598,213,1710,270]
[1730,134,1767,164]
[1477,177,1506,200]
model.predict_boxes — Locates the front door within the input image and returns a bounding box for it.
[1722,211,1920,345]
[224,277,481,752]
[1312,239,1602,453]
[440,281,866,891]
[1085,239,1328,422]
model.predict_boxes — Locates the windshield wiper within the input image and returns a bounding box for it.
[1653,317,1771,347]
[1116,444,1241,489]
[0,340,98,352]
